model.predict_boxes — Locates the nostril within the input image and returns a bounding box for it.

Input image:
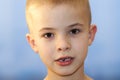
[58,46,70,52]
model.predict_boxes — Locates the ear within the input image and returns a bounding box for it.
[88,24,97,46]
[26,33,39,53]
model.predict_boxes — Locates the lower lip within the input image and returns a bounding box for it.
[55,58,74,66]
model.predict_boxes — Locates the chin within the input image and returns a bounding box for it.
[54,67,77,76]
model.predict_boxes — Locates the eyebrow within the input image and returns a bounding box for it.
[67,23,83,28]
[39,27,56,32]
[39,23,83,32]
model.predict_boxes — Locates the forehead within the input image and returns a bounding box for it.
[33,5,87,26]
[31,4,83,19]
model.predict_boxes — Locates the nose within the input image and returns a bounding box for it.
[56,36,71,52]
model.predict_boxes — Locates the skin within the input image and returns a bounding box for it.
[26,4,97,80]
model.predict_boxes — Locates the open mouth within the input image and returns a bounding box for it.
[55,56,74,66]
[56,57,74,62]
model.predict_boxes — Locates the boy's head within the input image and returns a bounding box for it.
[26,0,97,78]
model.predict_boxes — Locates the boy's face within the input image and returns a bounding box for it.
[26,4,96,76]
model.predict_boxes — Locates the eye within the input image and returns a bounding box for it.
[43,33,54,39]
[70,29,80,35]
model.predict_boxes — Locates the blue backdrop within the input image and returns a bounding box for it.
[0,0,120,80]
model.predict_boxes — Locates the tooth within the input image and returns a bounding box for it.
[65,58,70,62]
[59,59,64,62]
[58,57,73,62]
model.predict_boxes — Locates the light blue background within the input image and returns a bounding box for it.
[0,0,120,80]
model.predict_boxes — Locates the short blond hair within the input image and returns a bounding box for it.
[26,0,91,33]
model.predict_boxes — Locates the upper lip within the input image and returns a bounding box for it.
[55,56,74,61]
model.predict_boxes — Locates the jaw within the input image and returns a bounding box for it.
[45,57,85,80]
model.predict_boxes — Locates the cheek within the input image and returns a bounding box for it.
[36,40,55,62]
[72,36,89,56]
[74,42,88,63]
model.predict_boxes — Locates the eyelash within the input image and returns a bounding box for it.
[42,32,54,39]
[69,28,81,35]
[42,28,81,39]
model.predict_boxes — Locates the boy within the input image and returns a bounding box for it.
[25,0,97,80]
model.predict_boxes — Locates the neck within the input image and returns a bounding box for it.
[44,65,92,80]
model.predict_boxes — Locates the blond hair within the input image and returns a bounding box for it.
[26,0,91,33]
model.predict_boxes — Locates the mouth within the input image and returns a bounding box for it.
[55,56,74,66]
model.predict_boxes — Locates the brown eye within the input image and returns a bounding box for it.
[70,29,80,35]
[44,33,54,39]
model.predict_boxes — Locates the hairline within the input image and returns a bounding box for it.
[26,0,91,33]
